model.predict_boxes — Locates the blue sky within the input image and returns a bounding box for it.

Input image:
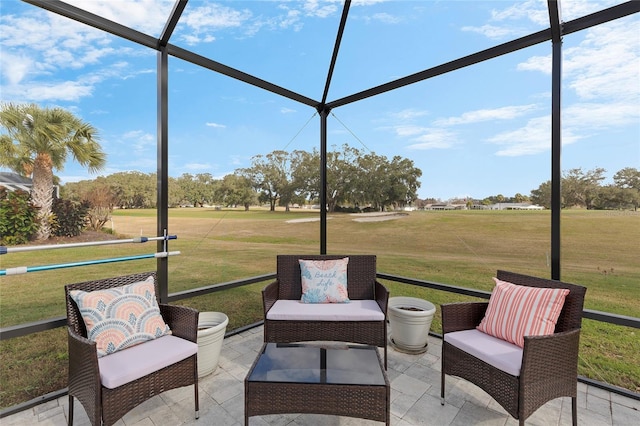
[1,0,638,200]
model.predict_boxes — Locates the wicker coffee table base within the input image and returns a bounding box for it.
[244,344,389,425]
[245,381,389,425]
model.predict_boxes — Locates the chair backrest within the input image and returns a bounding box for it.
[276,254,377,300]
[496,270,586,332]
[65,272,158,338]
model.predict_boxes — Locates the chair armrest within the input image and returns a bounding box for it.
[375,281,389,314]
[262,280,280,315]
[160,304,199,343]
[441,302,488,334]
[67,328,100,406]
[521,328,581,380]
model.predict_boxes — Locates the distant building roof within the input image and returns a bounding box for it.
[0,172,33,192]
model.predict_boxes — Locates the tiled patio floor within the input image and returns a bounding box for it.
[3,325,639,425]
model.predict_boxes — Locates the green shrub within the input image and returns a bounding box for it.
[51,198,90,237]
[0,188,40,245]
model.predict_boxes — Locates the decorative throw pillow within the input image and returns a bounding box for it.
[477,277,569,348]
[69,276,171,357]
[299,258,350,303]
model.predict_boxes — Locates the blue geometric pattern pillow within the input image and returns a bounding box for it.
[299,258,350,303]
[69,276,171,357]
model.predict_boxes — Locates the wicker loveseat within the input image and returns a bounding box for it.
[65,272,199,426]
[441,270,587,426]
[262,254,389,367]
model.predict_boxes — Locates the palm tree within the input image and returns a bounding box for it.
[0,103,106,240]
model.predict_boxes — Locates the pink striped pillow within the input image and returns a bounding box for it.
[477,278,569,348]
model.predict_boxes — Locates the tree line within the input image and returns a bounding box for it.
[529,167,640,210]
[62,144,423,220]
[2,103,638,244]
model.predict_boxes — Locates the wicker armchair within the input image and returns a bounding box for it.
[263,255,389,367]
[441,270,586,426]
[65,272,199,426]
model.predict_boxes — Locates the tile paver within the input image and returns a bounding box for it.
[2,325,638,425]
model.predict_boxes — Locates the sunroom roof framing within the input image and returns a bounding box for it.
[24,0,640,110]
[20,0,640,278]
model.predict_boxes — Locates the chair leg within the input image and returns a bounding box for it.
[440,342,444,405]
[194,381,200,419]
[384,345,388,370]
[440,363,445,405]
[572,396,577,426]
[68,395,74,425]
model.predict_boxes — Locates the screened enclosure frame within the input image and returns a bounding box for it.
[0,0,639,415]
[20,0,640,291]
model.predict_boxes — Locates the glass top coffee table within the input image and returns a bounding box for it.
[244,342,389,425]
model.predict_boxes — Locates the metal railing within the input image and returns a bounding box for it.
[1,271,639,419]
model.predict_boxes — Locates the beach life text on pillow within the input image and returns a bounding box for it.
[299,257,350,303]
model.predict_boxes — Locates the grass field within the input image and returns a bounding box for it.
[1,207,638,408]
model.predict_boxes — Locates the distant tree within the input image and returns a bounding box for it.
[530,181,552,209]
[513,193,529,203]
[613,167,640,210]
[0,103,105,239]
[81,180,119,230]
[104,171,156,208]
[385,156,421,208]
[62,177,119,230]
[562,167,606,209]
[613,167,640,191]
[217,174,256,210]
[239,150,290,211]
[353,151,390,211]
[291,149,320,203]
[326,145,360,212]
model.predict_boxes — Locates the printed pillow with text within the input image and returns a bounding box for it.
[299,257,350,303]
[69,276,171,357]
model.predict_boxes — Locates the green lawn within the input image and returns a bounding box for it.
[1,208,638,408]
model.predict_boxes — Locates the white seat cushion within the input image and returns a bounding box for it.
[266,299,385,321]
[444,329,523,377]
[98,335,197,389]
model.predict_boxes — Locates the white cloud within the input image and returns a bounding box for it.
[206,122,226,128]
[367,12,401,24]
[461,25,522,40]
[565,102,640,130]
[517,54,551,74]
[406,129,458,150]
[559,0,624,21]
[302,1,339,18]
[487,116,579,157]
[490,0,548,27]
[123,130,155,154]
[184,163,212,171]
[564,20,640,102]
[393,125,430,137]
[280,107,297,114]
[63,0,175,36]
[21,81,95,102]
[516,18,639,143]
[0,7,150,104]
[183,4,251,30]
[0,52,33,85]
[434,105,538,126]
[391,109,429,121]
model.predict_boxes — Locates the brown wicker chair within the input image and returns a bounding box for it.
[263,255,389,367]
[441,270,586,426]
[65,272,199,426]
